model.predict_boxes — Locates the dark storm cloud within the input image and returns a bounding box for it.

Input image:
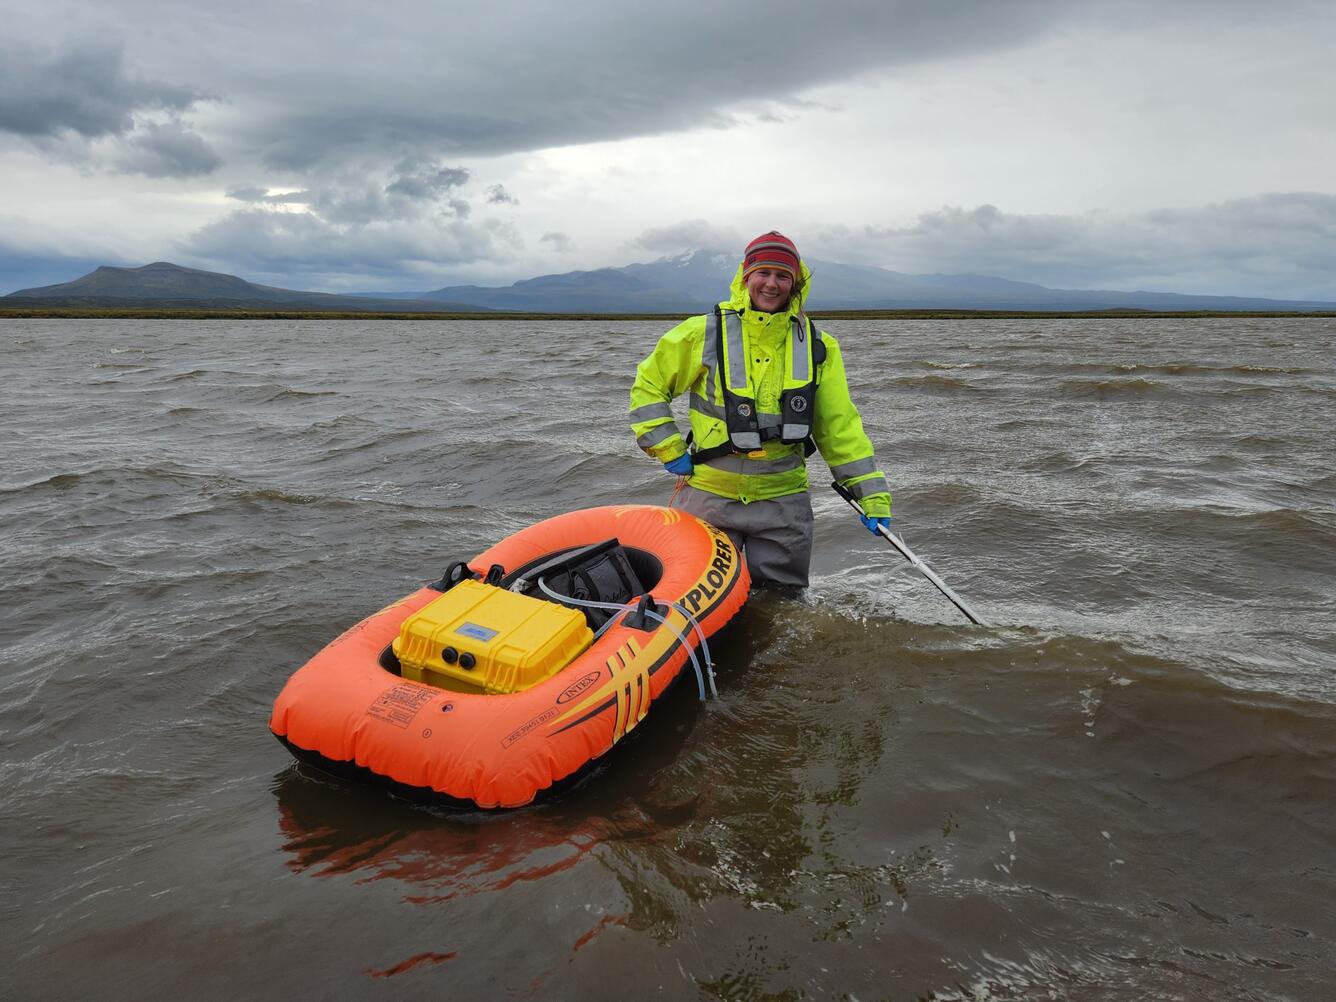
[383,160,471,200]
[487,185,518,206]
[0,38,203,139]
[229,160,476,226]
[114,120,221,177]
[100,0,1073,169]
[814,193,1336,300]
[8,1,1330,177]
[0,37,218,176]
[180,160,519,284]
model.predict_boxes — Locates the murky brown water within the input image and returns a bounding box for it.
[3,317,1334,999]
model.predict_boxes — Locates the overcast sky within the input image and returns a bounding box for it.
[2,0,1334,299]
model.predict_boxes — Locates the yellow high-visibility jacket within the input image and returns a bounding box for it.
[629,260,890,516]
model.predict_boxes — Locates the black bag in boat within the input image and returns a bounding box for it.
[510,539,646,630]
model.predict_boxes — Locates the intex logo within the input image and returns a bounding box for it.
[557,670,603,704]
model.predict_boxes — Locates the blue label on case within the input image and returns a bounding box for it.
[456,622,498,642]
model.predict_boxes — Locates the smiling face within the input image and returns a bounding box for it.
[745,267,796,313]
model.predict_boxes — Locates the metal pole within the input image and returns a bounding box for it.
[831,481,989,627]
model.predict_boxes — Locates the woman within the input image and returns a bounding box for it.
[629,231,891,588]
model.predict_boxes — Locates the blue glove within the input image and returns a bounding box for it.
[663,454,694,477]
[860,514,891,535]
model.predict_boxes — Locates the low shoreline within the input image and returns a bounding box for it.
[4,306,1335,321]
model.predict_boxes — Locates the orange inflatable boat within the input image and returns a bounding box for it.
[270,505,749,808]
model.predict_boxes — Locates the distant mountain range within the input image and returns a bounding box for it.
[2,262,483,313]
[6,253,1334,313]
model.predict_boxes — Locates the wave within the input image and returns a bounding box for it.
[1050,376,1325,399]
[1019,451,1101,475]
[225,384,340,403]
[1056,376,1166,397]
[898,481,990,509]
[901,360,979,371]
[888,374,987,392]
[227,488,325,505]
[1055,361,1316,378]
[1227,433,1295,451]
[154,371,341,403]
[264,387,339,402]
[0,465,361,518]
[993,417,1065,431]
[0,465,201,496]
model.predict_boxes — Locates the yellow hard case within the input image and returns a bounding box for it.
[392,579,593,694]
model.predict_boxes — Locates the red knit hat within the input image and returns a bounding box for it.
[742,231,800,281]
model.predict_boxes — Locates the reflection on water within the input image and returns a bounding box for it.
[269,677,708,981]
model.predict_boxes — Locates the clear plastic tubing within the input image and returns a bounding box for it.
[536,577,716,699]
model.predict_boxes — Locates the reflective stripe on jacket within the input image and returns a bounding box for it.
[628,260,891,516]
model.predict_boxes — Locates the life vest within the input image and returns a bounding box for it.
[693,306,825,463]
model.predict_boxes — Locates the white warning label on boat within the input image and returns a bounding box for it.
[367,684,433,728]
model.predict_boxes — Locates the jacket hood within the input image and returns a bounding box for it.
[726,256,813,315]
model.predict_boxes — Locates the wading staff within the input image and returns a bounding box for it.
[831,481,989,626]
